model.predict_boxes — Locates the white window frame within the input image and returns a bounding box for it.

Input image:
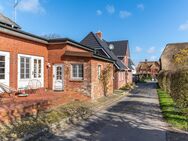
[20,56,31,79]
[71,64,84,80]
[33,58,42,79]
[18,54,44,89]
[0,51,10,86]
[98,65,101,80]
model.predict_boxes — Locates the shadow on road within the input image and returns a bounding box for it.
[33,83,188,141]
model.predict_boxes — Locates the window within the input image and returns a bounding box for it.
[0,55,5,79]
[98,65,101,79]
[20,57,30,79]
[34,59,42,78]
[56,66,62,80]
[71,64,83,80]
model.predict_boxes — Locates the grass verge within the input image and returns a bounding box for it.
[157,89,188,131]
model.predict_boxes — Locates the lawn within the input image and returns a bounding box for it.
[157,89,188,131]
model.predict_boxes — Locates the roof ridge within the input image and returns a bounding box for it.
[108,40,128,43]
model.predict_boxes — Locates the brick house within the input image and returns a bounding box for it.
[0,14,115,100]
[80,32,134,89]
[160,43,188,71]
[136,60,160,79]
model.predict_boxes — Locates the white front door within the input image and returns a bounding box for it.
[0,51,10,86]
[53,64,64,91]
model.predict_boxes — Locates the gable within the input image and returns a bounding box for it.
[81,32,101,49]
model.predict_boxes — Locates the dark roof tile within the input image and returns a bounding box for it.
[107,40,128,56]
[81,32,127,70]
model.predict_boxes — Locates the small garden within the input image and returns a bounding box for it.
[0,91,126,141]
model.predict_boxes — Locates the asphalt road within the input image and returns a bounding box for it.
[40,83,187,141]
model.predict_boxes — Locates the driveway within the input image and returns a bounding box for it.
[40,83,187,141]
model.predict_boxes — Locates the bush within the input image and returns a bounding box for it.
[158,69,188,111]
[170,69,188,109]
[158,70,166,90]
[120,83,133,90]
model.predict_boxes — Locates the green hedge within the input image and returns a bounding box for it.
[158,69,188,111]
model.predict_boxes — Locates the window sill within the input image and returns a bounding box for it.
[69,79,84,82]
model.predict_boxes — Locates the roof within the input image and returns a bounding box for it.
[128,58,135,70]
[107,40,128,56]
[0,13,116,64]
[137,61,160,70]
[80,32,127,70]
[160,42,188,59]
[0,13,21,29]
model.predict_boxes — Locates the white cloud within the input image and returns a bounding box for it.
[17,0,45,14]
[119,10,131,19]
[147,46,156,54]
[179,21,188,31]
[135,46,142,53]
[150,56,157,61]
[106,5,115,14]
[137,4,144,10]
[96,10,102,16]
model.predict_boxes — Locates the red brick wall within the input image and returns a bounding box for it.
[0,32,48,89]
[48,44,114,99]
[90,59,113,99]
[113,70,126,89]
[48,44,92,96]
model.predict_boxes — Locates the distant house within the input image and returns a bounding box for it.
[160,43,188,71]
[136,60,160,79]
[81,32,134,89]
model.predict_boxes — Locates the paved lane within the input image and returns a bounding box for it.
[42,83,169,141]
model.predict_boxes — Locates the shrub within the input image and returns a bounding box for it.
[170,69,188,109]
[158,69,188,112]
[120,83,133,90]
[158,70,168,90]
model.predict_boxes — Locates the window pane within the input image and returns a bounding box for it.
[0,56,5,61]
[78,65,83,78]
[20,57,24,63]
[72,64,83,79]
[34,59,37,78]
[0,74,5,79]
[21,68,24,74]
[98,65,101,79]
[20,57,30,79]
[20,73,24,79]
[26,58,30,63]
[21,63,24,68]
[26,69,30,74]
[0,68,5,73]
[26,73,30,78]
[26,63,30,69]
[72,65,77,77]
[0,62,5,67]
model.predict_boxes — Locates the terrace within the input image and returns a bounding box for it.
[0,90,90,124]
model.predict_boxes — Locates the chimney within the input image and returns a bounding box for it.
[96,31,102,40]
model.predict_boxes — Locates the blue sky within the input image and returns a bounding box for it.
[1,0,188,65]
